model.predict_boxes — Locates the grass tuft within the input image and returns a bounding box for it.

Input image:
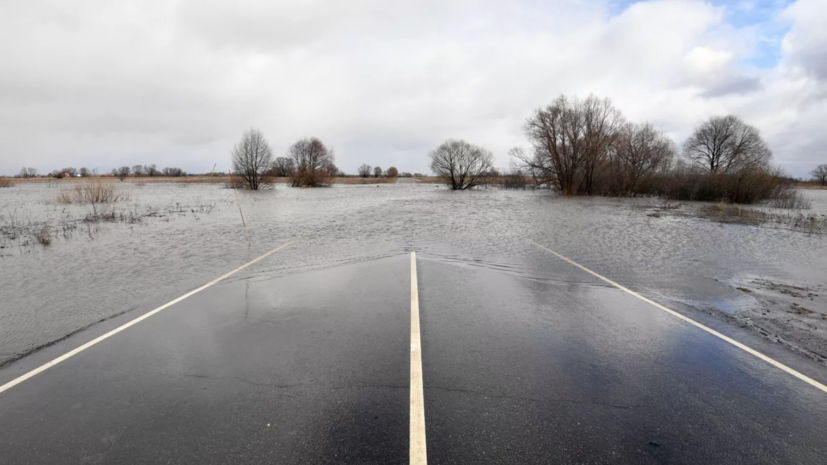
[52,183,130,205]
[36,226,51,245]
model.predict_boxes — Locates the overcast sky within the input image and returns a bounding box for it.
[1,0,825,177]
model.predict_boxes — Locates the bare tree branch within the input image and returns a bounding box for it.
[811,164,827,186]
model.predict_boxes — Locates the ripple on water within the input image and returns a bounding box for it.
[0,182,825,366]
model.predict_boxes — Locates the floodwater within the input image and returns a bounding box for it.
[1,182,826,368]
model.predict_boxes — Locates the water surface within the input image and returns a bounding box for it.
[1,183,825,366]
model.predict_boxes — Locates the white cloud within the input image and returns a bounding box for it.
[781,0,827,80]
[0,0,825,177]
[684,47,737,81]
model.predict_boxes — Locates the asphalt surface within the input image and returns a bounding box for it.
[1,252,827,463]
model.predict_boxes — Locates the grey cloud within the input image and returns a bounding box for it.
[700,75,762,98]
[781,0,827,81]
[791,47,827,81]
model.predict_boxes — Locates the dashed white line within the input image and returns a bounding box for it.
[410,252,428,464]
[533,242,827,394]
[0,241,292,395]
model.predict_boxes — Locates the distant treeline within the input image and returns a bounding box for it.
[11,162,427,182]
[14,165,190,180]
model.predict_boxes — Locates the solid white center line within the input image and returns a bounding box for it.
[0,241,292,395]
[533,242,827,394]
[410,252,428,465]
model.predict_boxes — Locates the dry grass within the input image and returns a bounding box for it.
[0,178,13,188]
[700,204,827,234]
[794,182,827,190]
[52,183,130,205]
[333,177,397,185]
[36,226,51,245]
[412,176,443,184]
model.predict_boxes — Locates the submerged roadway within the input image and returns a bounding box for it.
[1,243,827,464]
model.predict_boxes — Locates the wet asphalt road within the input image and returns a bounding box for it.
[1,251,827,464]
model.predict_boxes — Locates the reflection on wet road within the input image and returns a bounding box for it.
[1,249,827,463]
[419,254,827,463]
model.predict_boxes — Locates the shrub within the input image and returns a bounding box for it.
[288,138,334,187]
[659,167,794,205]
[769,190,812,209]
[0,178,13,188]
[292,167,331,187]
[53,183,130,205]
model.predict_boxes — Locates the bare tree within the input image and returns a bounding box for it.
[144,164,159,177]
[19,167,37,178]
[373,166,382,178]
[116,166,130,181]
[131,165,144,177]
[811,164,827,186]
[162,167,185,177]
[386,167,398,178]
[429,139,494,190]
[288,137,334,187]
[515,94,623,195]
[232,128,274,190]
[79,167,90,177]
[358,164,372,178]
[683,115,771,174]
[610,123,675,194]
[272,157,295,177]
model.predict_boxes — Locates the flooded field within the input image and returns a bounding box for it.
[1,182,826,368]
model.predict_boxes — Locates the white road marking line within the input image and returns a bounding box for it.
[533,242,827,395]
[410,252,428,465]
[0,241,292,395]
